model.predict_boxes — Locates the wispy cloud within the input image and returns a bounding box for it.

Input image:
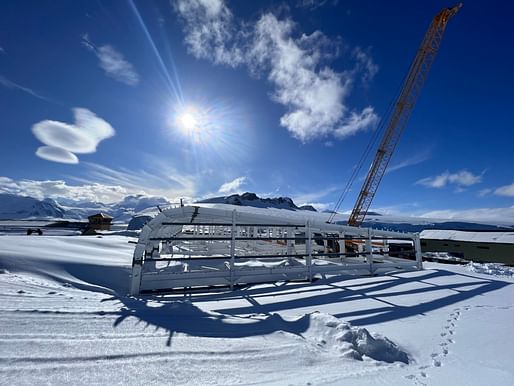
[296,0,328,10]
[495,182,514,197]
[416,170,483,189]
[82,34,140,86]
[478,188,492,197]
[76,162,197,199]
[0,74,54,103]
[386,149,432,174]
[174,0,377,142]
[420,206,514,224]
[32,108,115,164]
[352,46,379,84]
[218,176,248,195]
[291,186,339,206]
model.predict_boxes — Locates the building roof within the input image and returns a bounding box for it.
[420,230,514,245]
[88,213,113,220]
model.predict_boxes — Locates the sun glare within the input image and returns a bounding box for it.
[167,100,251,162]
[178,112,198,131]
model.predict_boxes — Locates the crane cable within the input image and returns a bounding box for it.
[327,69,410,224]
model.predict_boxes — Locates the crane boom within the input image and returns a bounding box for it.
[347,4,462,227]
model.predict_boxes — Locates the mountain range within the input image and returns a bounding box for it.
[0,192,512,232]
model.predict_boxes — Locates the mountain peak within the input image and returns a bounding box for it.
[198,192,316,212]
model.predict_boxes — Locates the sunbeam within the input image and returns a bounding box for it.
[128,0,184,105]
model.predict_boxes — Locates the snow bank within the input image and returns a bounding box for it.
[302,312,409,364]
[466,262,514,277]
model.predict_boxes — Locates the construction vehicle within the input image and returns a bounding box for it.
[328,4,462,228]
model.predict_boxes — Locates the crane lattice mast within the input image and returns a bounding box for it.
[347,4,462,227]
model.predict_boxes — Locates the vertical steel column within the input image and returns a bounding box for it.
[306,221,312,281]
[230,210,236,290]
[339,232,346,261]
[414,233,423,270]
[129,247,144,295]
[366,228,373,274]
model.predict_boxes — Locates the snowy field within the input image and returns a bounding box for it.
[1,235,513,385]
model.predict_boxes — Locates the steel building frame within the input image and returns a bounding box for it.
[129,206,422,295]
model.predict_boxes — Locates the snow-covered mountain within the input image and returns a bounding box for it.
[1,191,512,231]
[198,192,316,211]
[0,194,66,219]
[0,193,173,222]
[63,194,174,222]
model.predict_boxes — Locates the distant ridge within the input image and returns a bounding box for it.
[198,192,317,212]
[0,193,65,220]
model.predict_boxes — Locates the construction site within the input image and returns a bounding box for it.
[129,4,463,294]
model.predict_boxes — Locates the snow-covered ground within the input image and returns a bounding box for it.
[1,235,513,385]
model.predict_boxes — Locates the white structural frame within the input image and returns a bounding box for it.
[130,206,422,295]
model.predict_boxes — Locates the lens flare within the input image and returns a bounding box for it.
[178,112,198,132]
[166,99,253,168]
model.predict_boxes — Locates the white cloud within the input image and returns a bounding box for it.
[0,176,128,203]
[82,34,140,86]
[334,106,378,138]
[32,108,115,164]
[0,161,198,204]
[174,0,377,142]
[35,146,78,164]
[416,170,483,189]
[495,182,514,197]
[218,176,247,195]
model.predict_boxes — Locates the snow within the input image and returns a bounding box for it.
[423,251,469,263]
[466,262,514,277]
[0,234,513,385]
[421,229,514,244]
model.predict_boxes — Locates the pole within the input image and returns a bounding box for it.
[230,209,236,290]
[306,221,312,281]
[366,228,373,274]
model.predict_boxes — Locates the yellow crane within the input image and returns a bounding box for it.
[328,4,462,226]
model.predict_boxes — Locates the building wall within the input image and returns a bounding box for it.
[421,239,514,265]
[88,218,112,231]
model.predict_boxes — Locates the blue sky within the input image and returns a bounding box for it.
[1,0,513,222]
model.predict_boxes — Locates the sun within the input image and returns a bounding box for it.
[178,112,198,132]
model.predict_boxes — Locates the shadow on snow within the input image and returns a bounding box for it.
[102,267,511,346]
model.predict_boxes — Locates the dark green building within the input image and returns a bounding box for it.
[420,230,514,265]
